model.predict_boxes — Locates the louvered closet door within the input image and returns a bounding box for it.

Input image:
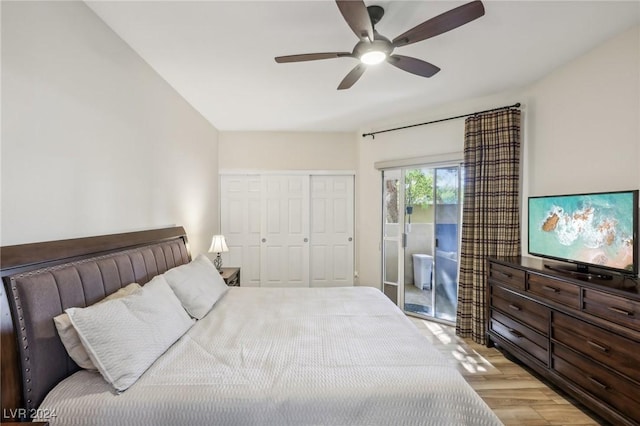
[220,175,261,286]
[260,175,310,287]
[310,175,354,287]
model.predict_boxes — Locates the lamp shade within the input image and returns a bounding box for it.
[208,235,229,254]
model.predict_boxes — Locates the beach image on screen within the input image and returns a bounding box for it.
[529,192,635,271]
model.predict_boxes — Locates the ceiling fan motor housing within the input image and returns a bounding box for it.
[353,33,393,60]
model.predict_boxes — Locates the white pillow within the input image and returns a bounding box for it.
[66,275,194,391]
[163,254,228,319]
[54,283,141,370]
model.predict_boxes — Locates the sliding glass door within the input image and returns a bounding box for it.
[382,164,462,324]
[402,168,434,316]
[431,166,461,322]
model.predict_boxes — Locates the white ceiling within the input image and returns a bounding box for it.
[85,1,640,132]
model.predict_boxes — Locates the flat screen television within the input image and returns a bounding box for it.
[528,190,639,278]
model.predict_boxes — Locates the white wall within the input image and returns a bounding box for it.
[1,1,220,255]
[218,131,356,171]
[356,24,639,288]
[523,25,639,197]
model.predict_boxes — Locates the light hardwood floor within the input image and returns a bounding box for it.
[408,316,606,426]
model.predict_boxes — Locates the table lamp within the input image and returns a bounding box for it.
[208,235,229,271]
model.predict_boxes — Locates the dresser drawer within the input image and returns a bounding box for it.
[489,262,525,290]
[583,289,640,333]
[553,312,640,383]
[527,273,580,309]
[553,344,640,423]
[490,311,548,365]
[492,284,549,334]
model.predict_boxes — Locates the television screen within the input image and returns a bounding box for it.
[528,190,638,276]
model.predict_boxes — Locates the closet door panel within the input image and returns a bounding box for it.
[220,175,261,287]
[260,175,309,287]
[310,175,354,287]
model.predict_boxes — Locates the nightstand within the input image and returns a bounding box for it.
[220,267,240,286]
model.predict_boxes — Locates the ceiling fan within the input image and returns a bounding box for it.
[275,1,485,90]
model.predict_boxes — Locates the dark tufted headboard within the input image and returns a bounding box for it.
[0,227,191,421]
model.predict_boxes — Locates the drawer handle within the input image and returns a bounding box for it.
[508,304,521,311]
[542,285,559,293]
[587,340,610,353]
[607,306,633,316]
[496,270,513,279]
[508,328,523,338]
[587,376,609,390]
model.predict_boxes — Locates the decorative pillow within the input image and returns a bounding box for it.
[53,283,142,370]
[163,253,228,319]
[66,274,194,391]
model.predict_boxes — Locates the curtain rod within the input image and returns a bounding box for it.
[362,102,521,139]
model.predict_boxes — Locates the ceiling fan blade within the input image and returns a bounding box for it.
[336,0,374,42]
[337,64,366,90]
[392,1,485,48]
[275,52,352,63]
[388,55,441,78]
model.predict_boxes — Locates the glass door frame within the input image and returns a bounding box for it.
[381,160,463,325]
[381,169,404,306]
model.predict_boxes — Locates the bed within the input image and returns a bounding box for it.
[0,227,501,425]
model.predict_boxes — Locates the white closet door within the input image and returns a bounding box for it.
[220,175,261,286]
[310,175,354,287]
[260,175,310,287]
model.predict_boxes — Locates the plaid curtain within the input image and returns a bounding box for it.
[456,108,521,344]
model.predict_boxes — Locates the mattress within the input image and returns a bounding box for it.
[37,287,502,425]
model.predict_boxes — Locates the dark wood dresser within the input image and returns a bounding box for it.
[487,257,640,425]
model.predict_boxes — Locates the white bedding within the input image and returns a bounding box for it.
[37,287,502,425]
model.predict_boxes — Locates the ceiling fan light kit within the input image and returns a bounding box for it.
[275,1,485,90]
[360,51,386,65]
